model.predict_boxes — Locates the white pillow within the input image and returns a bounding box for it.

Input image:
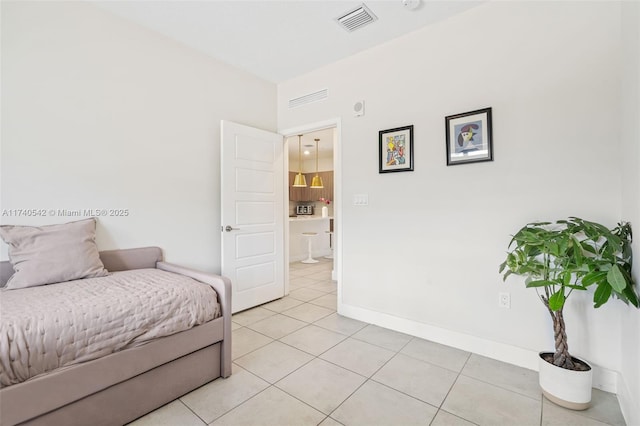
[0,218,109,289]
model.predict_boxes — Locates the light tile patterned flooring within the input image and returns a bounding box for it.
[131,258,627,426]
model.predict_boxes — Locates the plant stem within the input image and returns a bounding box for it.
[549,307,575,370]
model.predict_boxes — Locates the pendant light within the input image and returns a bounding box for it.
[292,134,307,187]
[310,138,324,189]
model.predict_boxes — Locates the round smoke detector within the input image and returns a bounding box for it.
[402,0,421,11]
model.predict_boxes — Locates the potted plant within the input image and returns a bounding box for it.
[499,217,639,410]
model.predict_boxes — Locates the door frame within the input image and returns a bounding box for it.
[279,118,342,301]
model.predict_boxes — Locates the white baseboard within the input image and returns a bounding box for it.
[616,371,639,426]
[337,302,619,394]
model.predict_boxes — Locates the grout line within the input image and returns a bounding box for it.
[277,304,336,323]
[202,376,336,425]
[437,352,471,410]
[231,329,275,361]
[429,408,481,426]
[365,377,441,411]
[200,365,290,424]
[313,336,453,423]
[457,369,542,403]
[365,346,401,378]
[348,326,413,353]
[269,383,330,419]
[311,316,367,337]
[264,300,366,418]
[275,328,348,358]
[177,398,209,426]
[397,350,470,375]
[323,377,369,421]
[205,384,277,424]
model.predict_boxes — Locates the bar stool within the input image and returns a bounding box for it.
[301,232,319,264]
[324,218,334,260]
[324,231,334,259]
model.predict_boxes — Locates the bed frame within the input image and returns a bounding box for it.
[0,247,232,426]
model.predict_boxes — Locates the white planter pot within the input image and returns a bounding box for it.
[538,352,593,410]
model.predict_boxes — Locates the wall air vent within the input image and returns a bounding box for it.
[335,3,378,33]
[288,88,328,109]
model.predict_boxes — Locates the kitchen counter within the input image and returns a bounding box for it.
[289,216,333,221]
[289,216,334,262]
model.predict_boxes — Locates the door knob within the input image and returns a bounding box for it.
[224,225,239,232]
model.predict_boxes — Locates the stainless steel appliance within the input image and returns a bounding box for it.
[296,204,314,215]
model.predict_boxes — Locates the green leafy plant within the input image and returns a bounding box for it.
[499,217,639,370]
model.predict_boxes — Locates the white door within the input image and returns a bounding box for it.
[221,120,285,313]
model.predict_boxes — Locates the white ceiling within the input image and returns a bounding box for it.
[286,128,334,159]
[94,0,481,83]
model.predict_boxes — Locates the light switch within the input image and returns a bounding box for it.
[353,194,369,206]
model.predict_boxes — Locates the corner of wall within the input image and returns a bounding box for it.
[619,2,640,425]
[617,370,640,426]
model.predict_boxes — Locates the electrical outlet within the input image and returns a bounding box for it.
[498,292,511,308]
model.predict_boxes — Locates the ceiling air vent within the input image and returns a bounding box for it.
[288,89,328,109]
[335,3,378,33]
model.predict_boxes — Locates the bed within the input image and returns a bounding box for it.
[0,246,232,426]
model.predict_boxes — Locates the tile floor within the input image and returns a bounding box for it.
[131,258,627,426]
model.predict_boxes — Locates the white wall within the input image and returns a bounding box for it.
[279,0,628,392]
[0,1,276,272]
[289,153,334,173]
[619,2,640,423]
[300,156,333,173]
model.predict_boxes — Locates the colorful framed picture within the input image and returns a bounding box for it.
[445,107,493,166]
[379,125,414,173]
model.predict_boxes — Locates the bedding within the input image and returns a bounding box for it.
[0,268,221,388]
[0,218,108,289]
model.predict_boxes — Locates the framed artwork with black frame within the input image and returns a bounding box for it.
[379,125,414,173]
[445,107,493,166]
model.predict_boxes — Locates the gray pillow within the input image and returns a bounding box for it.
[0,218,109,289]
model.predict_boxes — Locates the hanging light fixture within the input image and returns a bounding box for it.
[293,135,307,187]
[310,138,324,189]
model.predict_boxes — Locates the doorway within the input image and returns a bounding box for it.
[281,120,341,310]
